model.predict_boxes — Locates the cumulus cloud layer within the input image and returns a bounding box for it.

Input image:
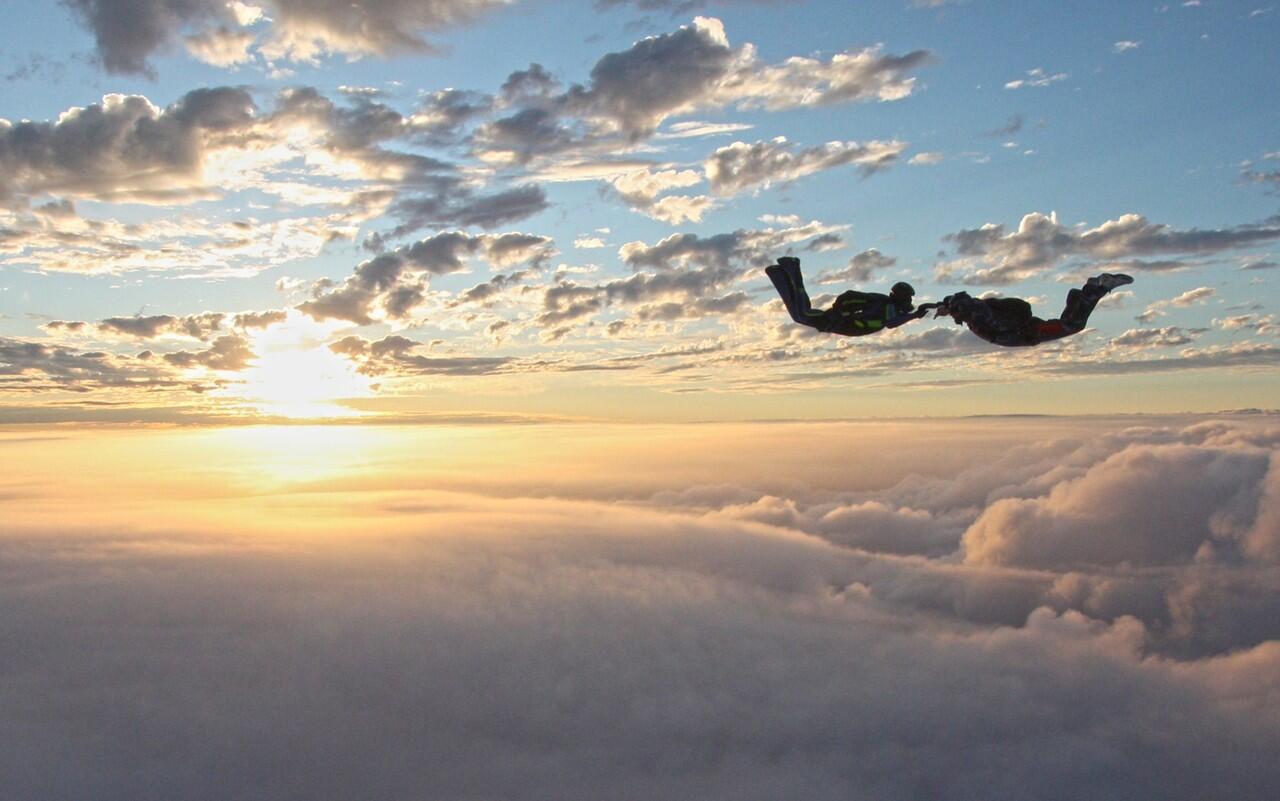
[1,417,1278,800]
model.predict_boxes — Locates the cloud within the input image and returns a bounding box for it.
[603,167,714,223]
[160,334,255,371]
[0,205,360,277]
[380,184,551,242]
[449,269,538,306]
[94,313,226,340]
[407,88,494,146]
[963,442,1273,568]
[657,120,755,139]
[1037,343,1280,376]
[535,261,743,330]
[1113,40,1142,53]
[985,114,1023,137]
[474,18,929,161]
[63,0,517,75]
[705,137,907,195]
[815,249,897,283]
[937,212,1280,285]
[1172,287,1216,306]
[185,26,257,67]
[62,0,229,75]
[232,309,289,330]
[1241,167,1280,192]
[301,231,554,324]
[648,194,716,224]
[1216,315,1280,336]
[620,219,844,272]
[0,336,191,392]
[1005,68,1069,90]
[908,151,943,165]
[595,0,794,10]
[716,42,932,111]
[1109,327,1197,348]
[329,334,515,375]
[0,87,256,204]
[564,17,740,137]
[2,418,1279,799]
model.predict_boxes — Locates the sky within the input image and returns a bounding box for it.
[1,0,1278,422]
[2,5,1280,798]
[3,415,1280,798]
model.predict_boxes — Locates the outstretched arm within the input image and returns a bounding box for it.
[884,304,936,328]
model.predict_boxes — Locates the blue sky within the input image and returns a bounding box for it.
[1,0,1278,420]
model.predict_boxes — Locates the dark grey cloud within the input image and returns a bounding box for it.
[380,184,550,243]
[270,86,455,185]
[528,222,840,333]
[96,312,225,340]
[937,211,1280,285]
[706,137,907,196]
[473,19,929,163]
[620,226,813,272]
[0,336,186,391]
[408,89,494,146]
[815,248,897,284]
[985,113,1023,137]
[302,231,554,324]
[449,269,538,306]
[563,18,737,138]
[805,233,845,252]
[0,86,255,203]
[62,0,228,75]
[471,107,592,165]
[231,310,288,329]
[160,334,255,371]
[536,282,608,327]
[330,334,515,376]
[63,0,516,75]
[534,264,742,330]
[499,63,560,104]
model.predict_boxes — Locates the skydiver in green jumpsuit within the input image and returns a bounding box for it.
[765,257,934,336]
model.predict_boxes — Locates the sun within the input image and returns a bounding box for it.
[232,314,374,418]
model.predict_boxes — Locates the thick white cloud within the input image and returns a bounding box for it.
[964,442,1276,568]
[2,417,1278,799]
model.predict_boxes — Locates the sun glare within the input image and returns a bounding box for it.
[233,314,374,418]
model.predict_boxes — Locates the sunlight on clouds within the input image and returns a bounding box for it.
[232,312,374,417]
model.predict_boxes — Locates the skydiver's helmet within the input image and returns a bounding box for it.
[889,281,915,311]
[941,292,972,323]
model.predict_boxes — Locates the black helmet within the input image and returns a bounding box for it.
[890,281,915,299]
